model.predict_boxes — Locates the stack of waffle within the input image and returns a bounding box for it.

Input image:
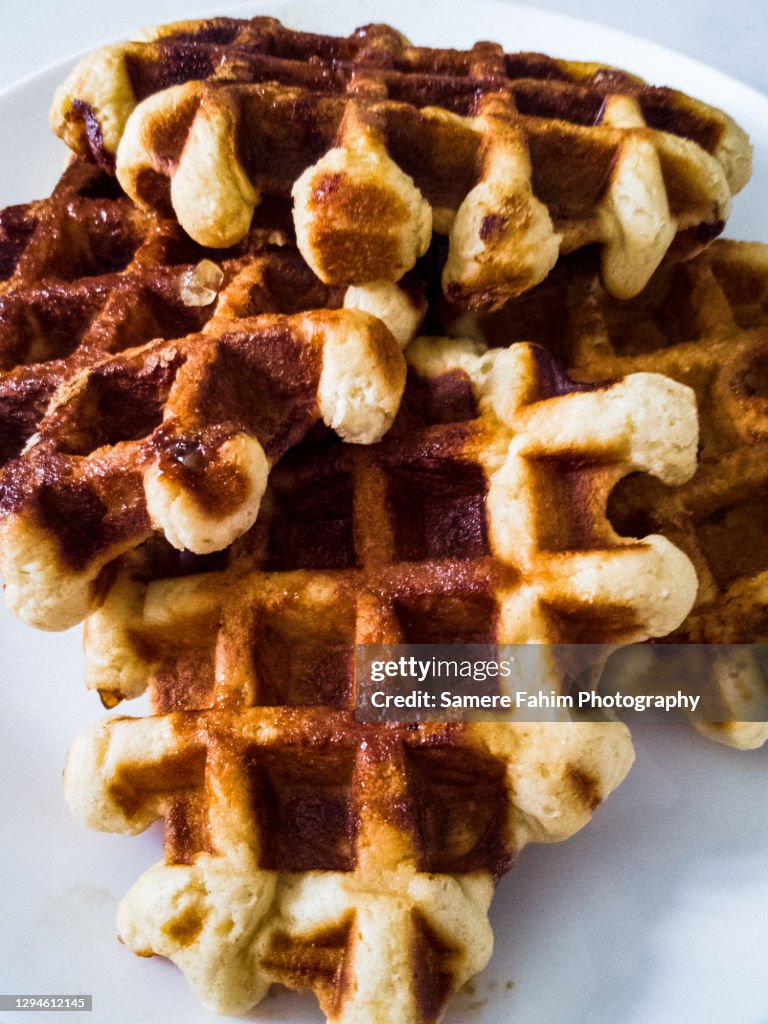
[0,14,765,1024]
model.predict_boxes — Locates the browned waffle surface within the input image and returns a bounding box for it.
[85,337,700,707]
[66,335,720,1018]
[451,240,768,747]
[51,18,750,308]
[0,162,429,631]
[66,707,632,1022]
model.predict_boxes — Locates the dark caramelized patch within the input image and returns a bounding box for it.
[639,88,723,153]
[530,458,614,552]
[544,597,641,644]
[697,488,768,588]
[411,910,457,1022]
[505,53,571,81]
[36,480,109,569]
[75,172,125,201]
[262,915,354,1017]
[384,72,480,115]
[669,219,725,258]
[162,905,207,946]
[394,592,497,644]
[132,282,211,342]
[70,99,112,171]
[531,344,605,397]
[395,369,478,432]
[109,746,207,821]
[0,285,108,370]
[406,745,509,875]
[0,380,56,462]
[513,79,605,126]
[126,48,219,102]
[96,360,178,444]
[158,544,231,578]
[266,467,356,570]
[57,352,183,454]
[164,794,213,863]
[445,260,576,356]
[191,327,321,458]
[565,765,601,811]
[160,19,244,47]
[254,253,332,314]
[54,207,145,279]
[607,474,665,539]
[528,124,615,217]
[600,262,706,353]
[0,203,37,280]
[132,167,173,215]
[387,458,488,562]
[250,599,355,708]
[729,352,768,399]
[479,213,506,242]
[246,746,357,870]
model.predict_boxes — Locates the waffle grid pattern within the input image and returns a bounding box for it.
[1,17,759,1023]
[68,338,709,1017]
[0,162,421,630]
[85,337,699,706]
[51,17,751,307]
[67,699,631,1022]
[453,240,768,746]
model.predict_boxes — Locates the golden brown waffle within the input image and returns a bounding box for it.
[51,17,751,309]
[66,334,708,1019]
[451,240,768,747]
[66,708,632,1023]
[84,336,700,706]
[0,161,426,631]
[65,338,706,1019]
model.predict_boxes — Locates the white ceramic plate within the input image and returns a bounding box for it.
[1,3,767,1023]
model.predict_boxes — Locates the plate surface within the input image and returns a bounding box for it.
[1,3,767,1023]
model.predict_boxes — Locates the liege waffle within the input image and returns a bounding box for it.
[84,336,700,706]
[51,17,751,310]
[450,240,768,747]
[64,335,711,1019]
[0,161,426,631]
[66,716,632,1024]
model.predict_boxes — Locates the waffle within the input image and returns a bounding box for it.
[84,335,700,706]
[67,337,709,1018]
[0,161,427,632]
[51,17,751,310]
[451,240,768,747]
[67,332,705,1018]
[66,712,632,1024]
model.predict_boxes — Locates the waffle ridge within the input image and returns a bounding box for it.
[67,333,706,1019]
[452,239,768,746]
[0,162,427,630]
[85,335,701,706]
[67,704,633,1022]
[50,17,751,308]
